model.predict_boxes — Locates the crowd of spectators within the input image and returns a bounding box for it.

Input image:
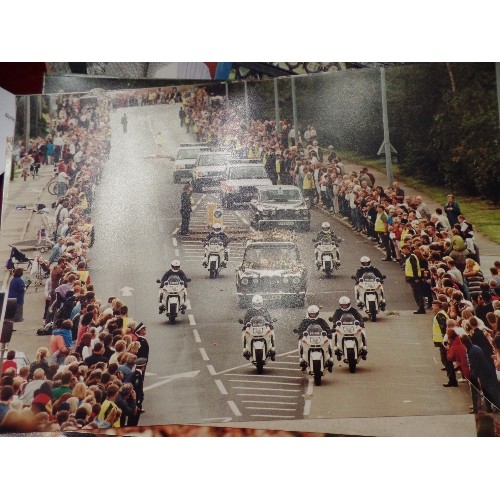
[2,93,151,433]
[182,86,500,415]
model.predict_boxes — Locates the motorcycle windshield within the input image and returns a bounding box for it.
[249,315,267,335]
[339,313,356,333]
[208,238,223,250]
[166,276,182,285]
[361,272,377,284]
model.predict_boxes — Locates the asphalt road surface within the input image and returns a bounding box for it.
[88,103,470,426]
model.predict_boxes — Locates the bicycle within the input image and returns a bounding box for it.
[32,252,50,292]
[31,163,40,180]
[47,177,58,195]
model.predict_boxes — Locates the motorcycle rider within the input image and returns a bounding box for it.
[159,260,190,314]
[353,256,386,310]
[242,295,275,361]
[313,222,341,269]
[330,296,368,360]
[295,305,334,372]
[202,223,230,268]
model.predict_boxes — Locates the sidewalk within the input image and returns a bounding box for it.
[0,165,57,358]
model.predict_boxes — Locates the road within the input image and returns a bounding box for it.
[85,103,472,427]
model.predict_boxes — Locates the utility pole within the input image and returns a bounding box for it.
[291,76,298,146]
[496,63,500,128]
[274,78,281,132]
[380,67,393,186]
[244,81,249,126]
[24,96,30,155]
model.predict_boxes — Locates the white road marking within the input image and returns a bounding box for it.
[174,249,179,257]
[232,387,301,392]
[245,407,296,412]
[228,380,301,386]
[215,379,228,395]
[207,365,216,375]
[172,227,179,235]
[223,373,302,380]
[306,378,314,396]
[188,314,196,325]
[251,414,292,419]
[211,351,299,376]
[200,417,232,423]
[192,329,201,342]
[185,299,191,310]
[172,238,178,247]
[303,400,312,416]
[199,348,209,361]
[237,393,296,398]
[228,401,242,416]
[241,401,298,405]
[143,370,200,392]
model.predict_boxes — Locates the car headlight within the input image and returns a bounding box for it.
[241,277,249,285]
[292,277,300,285]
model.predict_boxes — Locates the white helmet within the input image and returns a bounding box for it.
[252,295,263,309]
[171,260,181,271]
[307,305,320,319]
[339,296,351,310]
[360,256,371,267]
[212,223,222,233]
[321,222,331,231]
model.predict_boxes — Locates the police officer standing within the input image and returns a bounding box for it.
[401,244,426,314]
[180,183,193,236]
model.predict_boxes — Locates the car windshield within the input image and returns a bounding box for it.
[260,189,302,203]
[243,245,299,268]
[177,148,206,160]
[229,167,268,180]
[198,154,229,167]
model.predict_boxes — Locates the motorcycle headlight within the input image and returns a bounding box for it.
[241,277,249,285]
[295,209,301,215]
[282,277,289,284]
[292,277,300,285]
[262,209,269,216]
[252,277,259,285]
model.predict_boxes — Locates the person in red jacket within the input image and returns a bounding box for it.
[445,328,479,413]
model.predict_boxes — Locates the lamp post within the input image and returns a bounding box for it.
[380,67,393,186]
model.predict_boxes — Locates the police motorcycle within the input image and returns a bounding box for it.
[312,222,341,277]
[330,313,366,373]
[295,324,333,386]
[156,275,188,324]
[314,236,341,276]
[206,237,226,279]
[238,316,277,374]
[352,271,385,322]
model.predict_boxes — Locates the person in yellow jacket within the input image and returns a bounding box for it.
[401,244,426,314]
[302,166,316,206]
[431,300,458,387]
[98,384,122,428]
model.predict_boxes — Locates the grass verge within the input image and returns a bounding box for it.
[337,150,500,245]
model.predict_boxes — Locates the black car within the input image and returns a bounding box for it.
[236,238,307,308]
[249,185,310,231]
